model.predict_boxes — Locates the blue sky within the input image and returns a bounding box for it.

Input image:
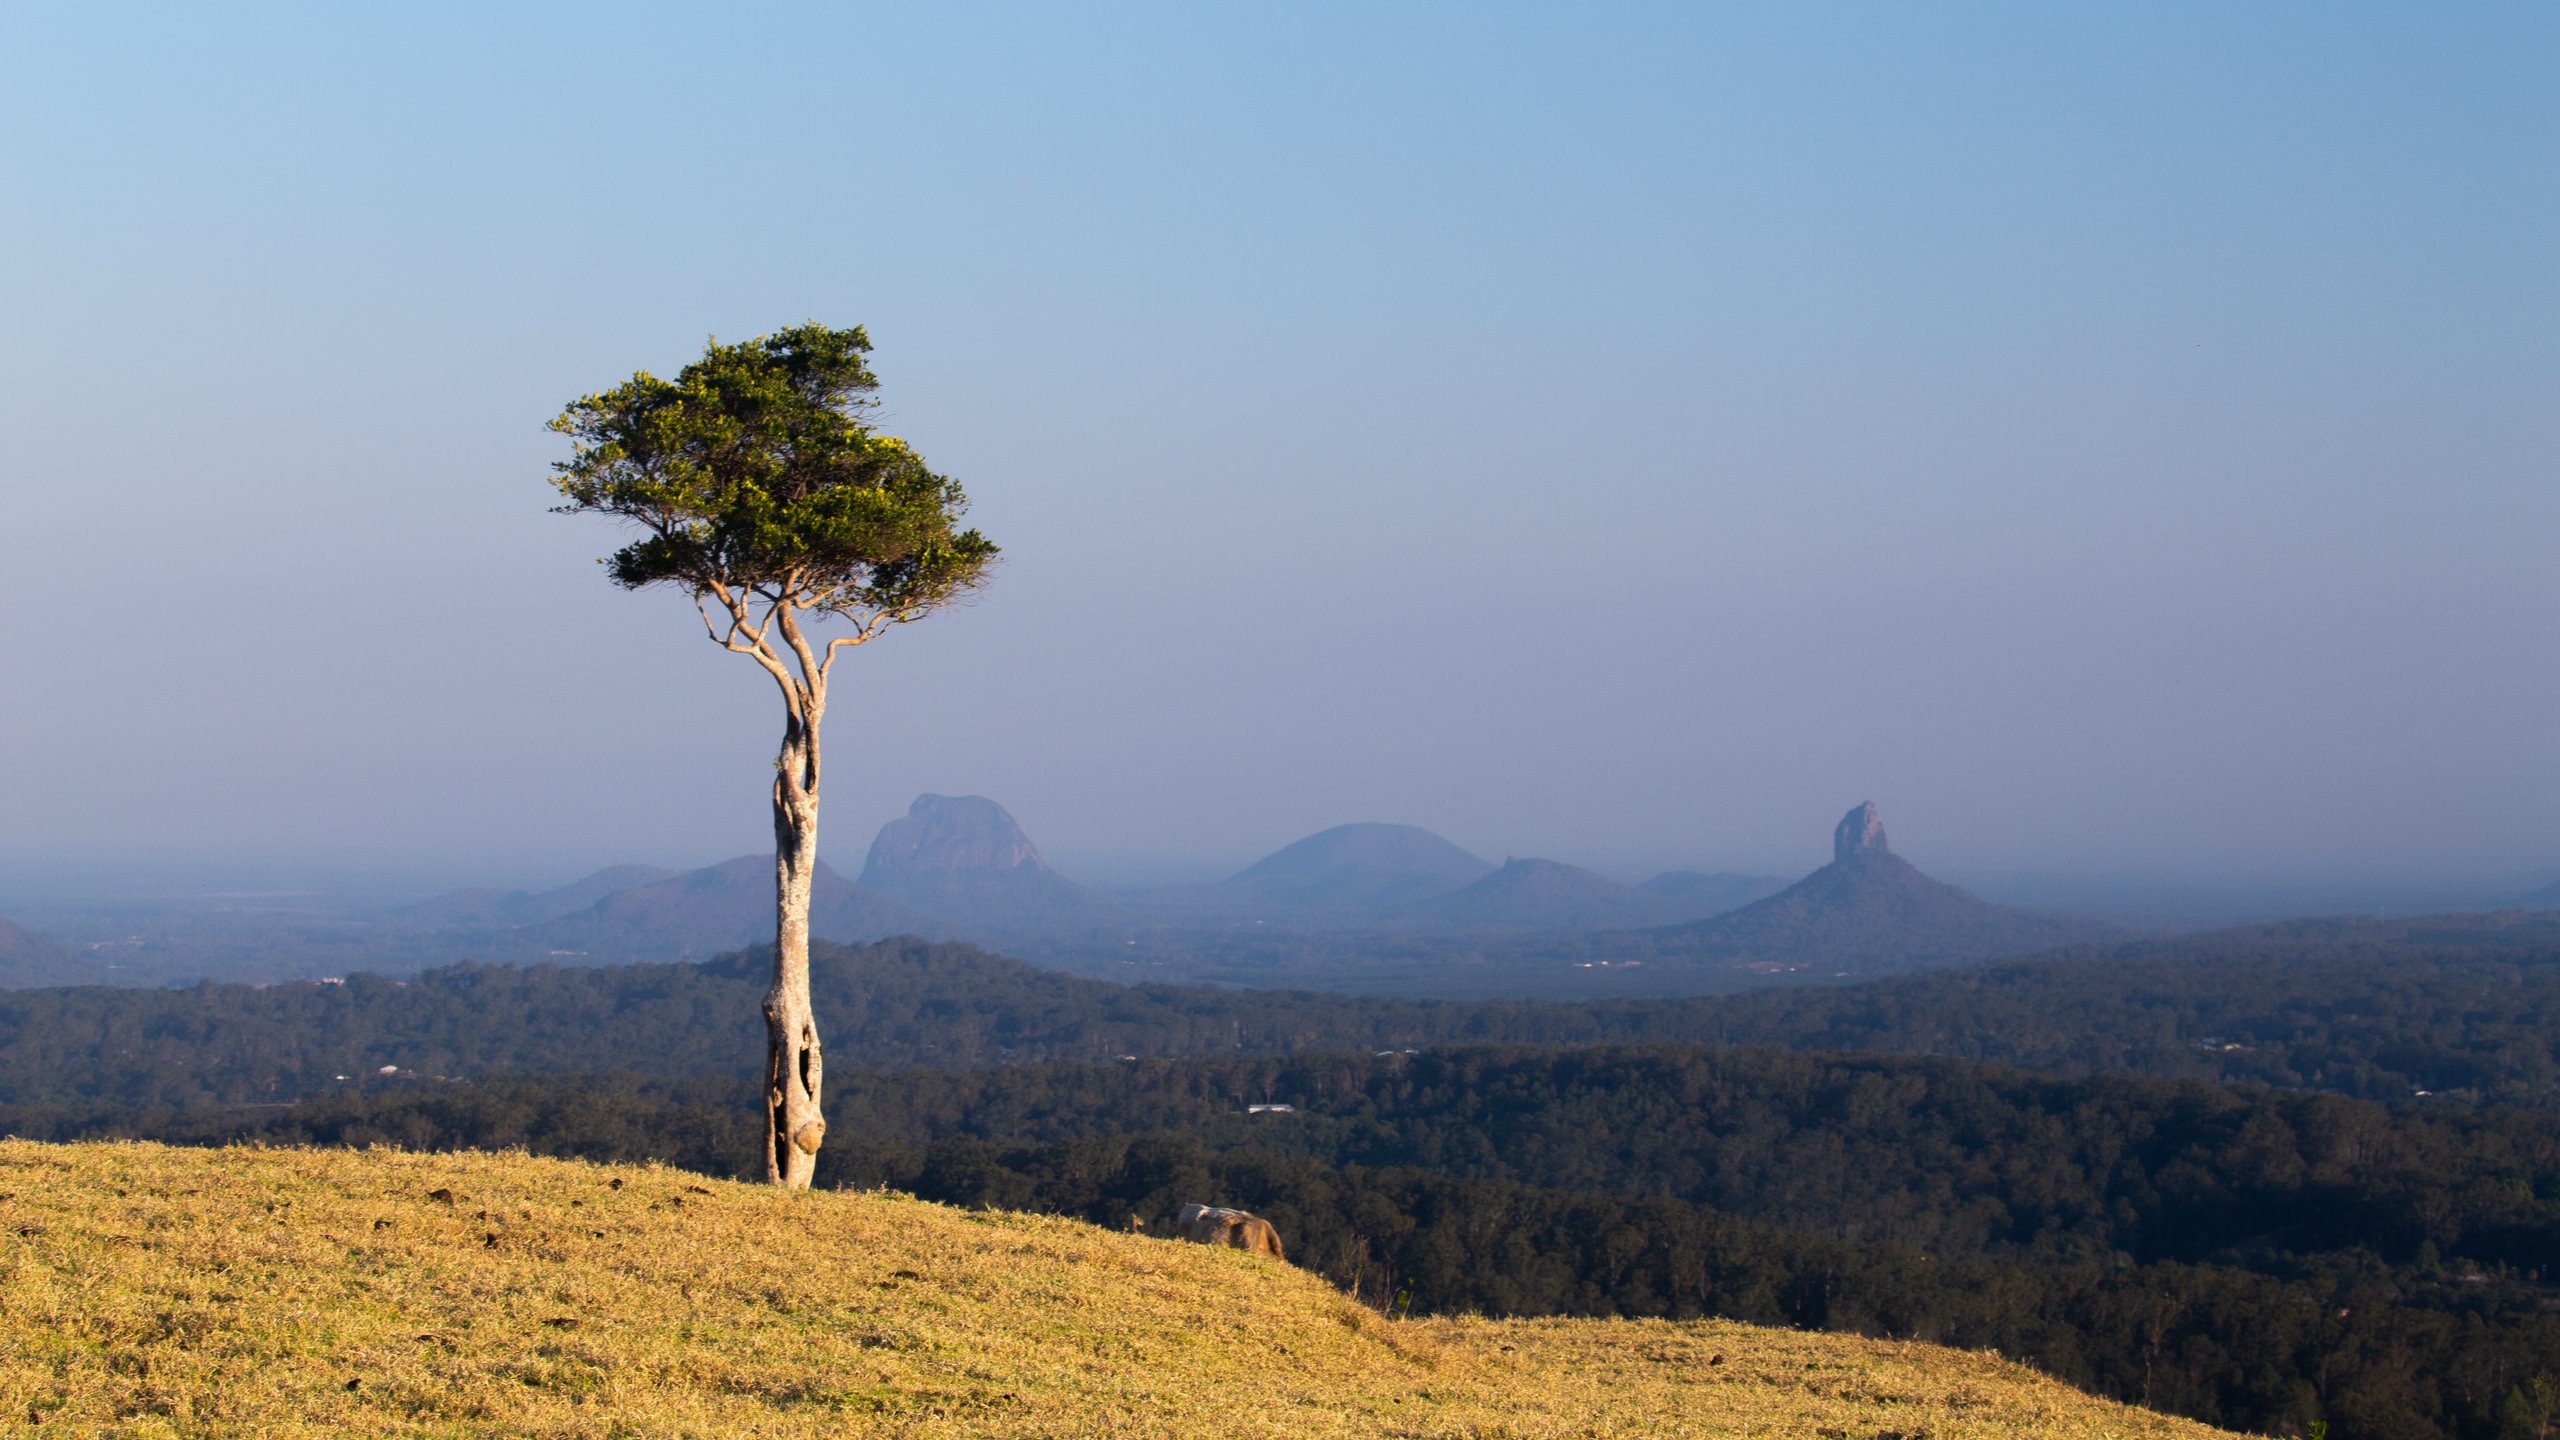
[0,3,2551,890]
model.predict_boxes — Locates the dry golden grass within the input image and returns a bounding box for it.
[0,1140,2238,1438]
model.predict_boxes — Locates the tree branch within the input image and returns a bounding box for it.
[698,582,805,722]
[773,597,825,696]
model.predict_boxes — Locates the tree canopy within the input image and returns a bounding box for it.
[548,323,995,633]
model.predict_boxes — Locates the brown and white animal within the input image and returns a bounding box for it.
[1174,1203,1284,1260]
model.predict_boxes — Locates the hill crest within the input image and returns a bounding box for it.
[1399,857,1674,930]
[1225,823,1495,912]
[0,1141,2228,1438]
[397,863,680,929]
[512,854,945,959]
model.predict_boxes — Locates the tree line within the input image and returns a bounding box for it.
[15,1043,2557,1277]
[0,921,2555,1110]
[818,1045,2560,1278]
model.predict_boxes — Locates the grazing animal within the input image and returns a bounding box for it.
[1174,1203,1284,1260]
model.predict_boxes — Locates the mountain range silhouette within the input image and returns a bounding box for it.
[427,797,2113,982]
[0,798,2120,993]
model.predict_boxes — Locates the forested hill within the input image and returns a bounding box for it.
[0,910,2553,1109]
[1695,911,2560,1107]
[25,1046,2558,1278]
[815,1046,2560,1273]
[0,939,1563,1107]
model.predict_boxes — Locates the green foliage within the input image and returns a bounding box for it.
[4,924,2559,1111]
[1704,919,2560,1105]
[0,939,1570,1107]
[15,1049,2559,1285]
[860,1136,2558,1440]
[549,322,993,619]
[801,1047,2560,1279]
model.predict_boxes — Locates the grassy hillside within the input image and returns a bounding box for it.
[16,1063,2555,1436]
[0,1142,2227,1439]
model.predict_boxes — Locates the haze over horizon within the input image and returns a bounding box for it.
[2,5,2552,900]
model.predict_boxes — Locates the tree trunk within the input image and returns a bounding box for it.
[763,708,825,1188]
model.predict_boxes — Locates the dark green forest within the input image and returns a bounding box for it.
[828,1046,2560,1276]
[1704,916,2560,1108]
[5,918,2559,1437]
[2,917,2557,1107]
[19,1045,2556,1277]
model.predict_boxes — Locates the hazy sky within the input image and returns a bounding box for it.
[1,3,2552,893]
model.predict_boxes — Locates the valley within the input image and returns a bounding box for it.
[0,914,2554,1436]
[5,807,2556,1437]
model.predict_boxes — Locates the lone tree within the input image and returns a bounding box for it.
[549,323,995,1188]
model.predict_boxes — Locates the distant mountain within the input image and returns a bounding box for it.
[1637,871,1792,922]
[0,918,92,988]
[857,795,1116,932]
[1222,824,1495,912]
[511,856,945,961]
[398,864,681,930]
[2524,878,2560,907]
[1650,803,2119,977]
[1400,859,1677,930]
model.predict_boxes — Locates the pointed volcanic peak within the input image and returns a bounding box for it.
[512,855,945,962]
[1661,803,2120,977]
[1399,858,1679,931]
[857,795,1115,933]
[1834,801,1890,863]
[0,917,95,989]
[1223,823,1496,913]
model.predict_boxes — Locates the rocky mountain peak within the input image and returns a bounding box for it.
[862,795,1049,881]
[1833,802,1889,864]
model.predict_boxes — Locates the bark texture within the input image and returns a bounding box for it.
[762,642,827,1189]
